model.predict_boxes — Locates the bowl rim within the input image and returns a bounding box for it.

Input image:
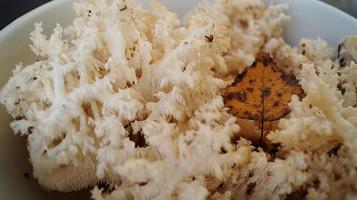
[0,0,356,40]
[304,0,357,25]
[0,0,74,40]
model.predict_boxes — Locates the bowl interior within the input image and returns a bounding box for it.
[0,0,356,199]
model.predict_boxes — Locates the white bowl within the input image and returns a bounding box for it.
[0,0,356,199]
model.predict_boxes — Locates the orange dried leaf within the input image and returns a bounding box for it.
[223,52,305,145]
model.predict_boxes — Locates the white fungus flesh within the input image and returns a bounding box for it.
[0,0,356,199]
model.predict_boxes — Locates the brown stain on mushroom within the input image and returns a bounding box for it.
[223,52,305,146]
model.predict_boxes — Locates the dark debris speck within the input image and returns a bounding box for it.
[204,34,214,43]
[128,129,148,148]
[15,116,25,121]
[220,147,227,154]
[328,144,341,157]
[27,126,34,134]
[337,83,346,95]
[23,172,31,180]
[120,5,127,11]
[261,87,271,98]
